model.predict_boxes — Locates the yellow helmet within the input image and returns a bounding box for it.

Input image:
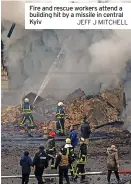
[66,138,71,144]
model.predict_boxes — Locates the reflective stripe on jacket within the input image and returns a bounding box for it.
[56,107,65,119]
[22,102,32,114]
[78,143,87,164]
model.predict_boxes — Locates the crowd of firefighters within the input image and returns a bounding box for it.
[20,98,121,184]
[20,128,90,184]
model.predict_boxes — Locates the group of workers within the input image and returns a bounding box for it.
[20,129,121,184]
[20,131,88,184]
[20,98,121,184]
[20,98,91,184]
[20,98,65,133]
[20,98,91,138]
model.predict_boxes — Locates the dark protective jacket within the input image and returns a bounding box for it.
[22,102,33,114]
[78,143,87,164]
[81,121,91,139]
[107,148,119,171]
[46,138,56,157]
[20,155,33,174]
[69,129,78,147]
[56,106,65,120]
[33,150,49,170]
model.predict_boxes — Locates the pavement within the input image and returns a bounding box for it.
[1,124,131,184]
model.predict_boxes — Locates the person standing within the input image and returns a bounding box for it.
[81,116,91,148]
[33,146,49,184]
[107,145,120,184]
[20,151,33,184]
[74,137,87,183]
[20,98,34,127]
[69,125,79,148]
[46,131,56,169]
[56,102,65,136]
[61,138,75,180]
[55,148,70,184]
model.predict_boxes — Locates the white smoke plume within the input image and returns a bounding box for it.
[1,1,131,132]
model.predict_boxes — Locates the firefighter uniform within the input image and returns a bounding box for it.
[55,148,70,184]
[56,102,65,136]
[46,132,56,169]
[20,98,34,126]
[61,138,75,180]
[74,138,87,182]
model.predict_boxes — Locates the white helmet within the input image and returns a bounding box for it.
[24,98,29,102]
[58,102,64,106]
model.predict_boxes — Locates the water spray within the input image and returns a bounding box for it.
[33,40,68,104]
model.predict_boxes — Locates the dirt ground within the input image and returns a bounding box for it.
[1,130,131,184]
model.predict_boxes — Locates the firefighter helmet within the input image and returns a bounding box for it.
[66,138,71,144]
[48,131,56,137]
[24,98,29,102]
[58,102,64,107]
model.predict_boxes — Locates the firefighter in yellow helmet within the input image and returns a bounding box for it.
[20,98,34,127]
[56,102,65,136]
[61,138,75,180]
[74,137,87,182]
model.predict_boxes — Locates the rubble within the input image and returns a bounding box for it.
[66,88,85,101]
[1,105,21,124]
[1,86,125,133]
[64,86,124,131]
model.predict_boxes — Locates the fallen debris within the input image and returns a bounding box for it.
[1,86,125,134]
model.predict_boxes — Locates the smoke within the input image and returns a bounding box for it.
[1,2,131,131]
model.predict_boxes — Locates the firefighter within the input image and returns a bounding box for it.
[81,116,91,149]
[46,131,56,169]
[33,146,49,184]
[55,147,70,184]
[56,102,65,136]
[74,137,87,182]
[61,138,75,180]
[20,98,34,127]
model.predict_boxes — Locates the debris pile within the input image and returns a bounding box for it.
[1,86,125,133]
[45,86,125,132]
[1,105,21,124]
[66,88,85,101]
[64,86,124,132]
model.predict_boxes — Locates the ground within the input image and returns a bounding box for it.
[1,125,131,184]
